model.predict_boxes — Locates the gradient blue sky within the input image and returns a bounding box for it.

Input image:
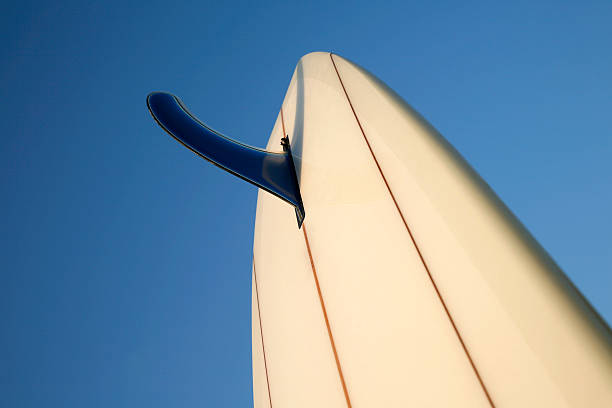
[2,1,611,406]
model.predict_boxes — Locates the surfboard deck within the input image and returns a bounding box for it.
[252,52,612,407]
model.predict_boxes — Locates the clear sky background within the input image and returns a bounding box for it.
[2,1,611,406]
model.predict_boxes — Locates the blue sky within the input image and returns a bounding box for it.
[2,1,611,406]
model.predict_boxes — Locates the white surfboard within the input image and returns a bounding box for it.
[250,52,612,407]
[147,52,612,407]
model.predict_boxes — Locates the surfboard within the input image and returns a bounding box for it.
[147,52,612,407]
[250,52,612,407]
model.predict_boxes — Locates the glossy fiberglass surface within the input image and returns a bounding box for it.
[252,52,612,407]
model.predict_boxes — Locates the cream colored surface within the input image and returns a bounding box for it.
[252,52,612,407]
[252,114,347,408]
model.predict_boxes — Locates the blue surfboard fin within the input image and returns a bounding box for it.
[147,92,305,227]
